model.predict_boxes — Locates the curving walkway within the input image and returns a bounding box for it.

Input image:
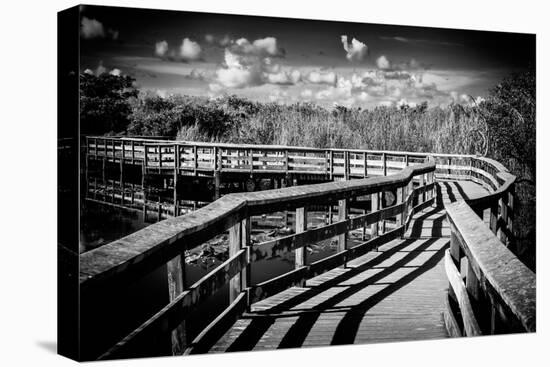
[207,180,488,352]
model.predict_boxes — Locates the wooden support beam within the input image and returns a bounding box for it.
[166,254,187,355]
[229,221,242,304]
[338,199,348,262]
[241,217,251,307]
[371,192,379,237]
[295,207,307,278]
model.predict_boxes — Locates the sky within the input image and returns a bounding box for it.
[79,5,535,109]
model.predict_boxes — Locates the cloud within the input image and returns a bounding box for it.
[397,98,417,108]
[266,69,301,85]
[81,17,118,40]
[376,55,391,70]
[305,70,337,85]
[205,34,232,47]
[341,35,368,62]
[212,37,298,89]
[155,41,169,57]
[153,38,203,62]
[109,68,121,76]
[180,38,202,61]
[230,37,285,57]
[81,17,105,39]
[300,89,313,98]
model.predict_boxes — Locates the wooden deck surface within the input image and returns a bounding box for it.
[208,180,489,352]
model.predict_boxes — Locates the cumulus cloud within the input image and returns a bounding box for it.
[81,17,118,40]
[305,70,337,85]
[376,55,391,70]
[212,37,298,90]
[153,38,203,62]
[180,38,202,61]
[155,40,169,57]
[341,35,368,62]
[81,17,105,39]
[230,37,285,57]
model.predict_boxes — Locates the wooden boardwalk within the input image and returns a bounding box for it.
[209,180,489,352]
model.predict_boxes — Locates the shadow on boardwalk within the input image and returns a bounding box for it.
[207,181,487,353]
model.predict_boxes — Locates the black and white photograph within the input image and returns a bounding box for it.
[55,3,539,362]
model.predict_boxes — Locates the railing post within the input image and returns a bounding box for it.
[193,145,198,176]
[328,149,334,181]
[499,193,509,246]
[174,144,179,216]
[295,207,307,283]
[420,173,426,203]
[405,154,409,167]
[382,153,387,176]
[167,254,187,354]
[344,151,350,180]
[363,152,368,178]
[242,217,252,308]
[371,192,379,237]
[131,140,135,165]
[338,198,348,265]
[229,220,243,304]
[396,186,404,233]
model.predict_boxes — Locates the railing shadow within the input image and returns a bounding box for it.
[222,232,448,351]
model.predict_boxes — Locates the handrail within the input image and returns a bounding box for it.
[440,155,535,336]
[81,155,436,359]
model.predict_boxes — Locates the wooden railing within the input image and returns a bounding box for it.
[440,156,535,336]
[79,156,436,359]
[84,136,433,178]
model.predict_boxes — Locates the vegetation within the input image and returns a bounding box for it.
[79,69,536,269]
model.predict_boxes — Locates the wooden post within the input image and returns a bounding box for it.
[131,140,135,165]
[371,192,379,237]
[284,149,289,174]
[174,145,179,216]
[344,151,350,180]
[338,199,348,264]
[229,221,242,303]
[396,186,403,232]
[193,145,198,176]
[489,202,498,234]
[382,153,387,176]
[405,154,409,167]
[167,254,187,354]
[499,194,509,245]
[295,207,307,275]
[158,145,162,170]
[329,150,334,180]
[214,171,221,200]
[363,152,368,178]
[420,173,426,203]
[242,218,252,308]
[120,159,124,204]
[158,197,162,222]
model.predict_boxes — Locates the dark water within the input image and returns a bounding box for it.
[79,170,343,359]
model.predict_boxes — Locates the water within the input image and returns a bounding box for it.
[79,167,348,359]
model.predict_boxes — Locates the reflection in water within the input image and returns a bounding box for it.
[80,165,372,358]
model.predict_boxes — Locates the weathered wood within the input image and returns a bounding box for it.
[371,192,379,237]
[167,254,186,354]
[444,249,482,337]
[338,198,348,257]
[185,292,248,355]
[229,221,242,304]
[446,201,535,333]
[295,207,307,271]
